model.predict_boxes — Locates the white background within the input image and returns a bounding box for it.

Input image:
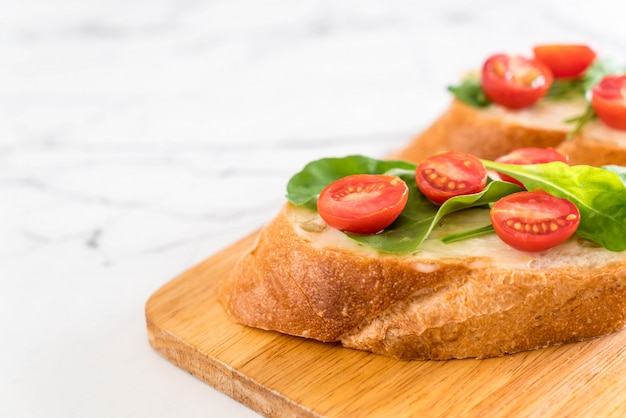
[2,1,625,417]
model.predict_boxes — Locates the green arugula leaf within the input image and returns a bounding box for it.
[286,155,521,254]
[349,180,521,253]
[483,160,626,251]
[604,165,626,186]
[562,58,626,135]
[583,58,626,91]
[447,78,491,108]
[441,224,495,244]
[287,156,626,253]
[286,155,416,210]
[564,103,597,139]
[544,78,586,101]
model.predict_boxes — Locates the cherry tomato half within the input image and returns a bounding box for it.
[533,44,596,79]
[317,174,409,234]
[591,75,626,131]
[494,147,569,188]
[490,191,580,252]
[416,151,487,205]
[481,54,553,109]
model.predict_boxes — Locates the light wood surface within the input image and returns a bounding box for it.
[145,232,626,417]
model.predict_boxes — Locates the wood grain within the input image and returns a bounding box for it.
[145,232,626,417]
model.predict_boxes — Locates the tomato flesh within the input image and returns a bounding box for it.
[317,174,409,234]
[490,191,580,252]
[416,151,487,205]
[533,44,596,79]
[494,147,569,188]
[481,54,553,109]
[591,75,626,131]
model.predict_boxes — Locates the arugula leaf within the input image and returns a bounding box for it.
[544,78,586,101]
[287,156,626,253]
[445,58,620,109]
[483,160,626,251]
[349,180,521,253]
[447,78,491,108]
[562,58,626,135]
[286,155,416,210]
[604,165,626,186]
[286,155,521,254]
[583,58,626,91]
[564,103,597,139]
[441,224,495,244]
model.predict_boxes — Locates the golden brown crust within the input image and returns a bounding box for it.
[390,100,568,163]
[219,205,475,342]
[390,99,626,167]
[342,268,626,360]
[557,134,626,166]
[219,204,626,360]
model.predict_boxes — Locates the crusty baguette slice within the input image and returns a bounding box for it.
[219,203,626,360]
[390,98,626,167]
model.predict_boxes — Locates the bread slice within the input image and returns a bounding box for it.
[219,203,626,360]
[390,98,626,167]
[558,120,626,166]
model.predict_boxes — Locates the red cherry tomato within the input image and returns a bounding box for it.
[591,75,626,131]
[416,151,487,205]
[494,147,569,188]
[317,174,409,234]
[490,191,580,252]
[481,54,553,109]
[533,44,596,79]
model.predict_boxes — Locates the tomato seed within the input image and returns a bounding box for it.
[505,219,574,235]
[493,61,506,77]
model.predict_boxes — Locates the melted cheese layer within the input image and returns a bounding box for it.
[581,120,626,147]
[483,98,626,145]
[288,205,624,271]
[483,99,586,131]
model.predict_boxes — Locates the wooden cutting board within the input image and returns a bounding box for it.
[145,231,626,418]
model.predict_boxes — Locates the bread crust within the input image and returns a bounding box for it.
[219,204,475,342]
[219,204,626,360]
[390,100,568,163]
[557,132,626,166]
[343,267,626,360]
[391,99,626,167]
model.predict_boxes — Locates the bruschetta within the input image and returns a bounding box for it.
[391,44,626,166]
[219,154,626,360]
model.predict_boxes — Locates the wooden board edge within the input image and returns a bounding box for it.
[145,316,324,418]
[143,231,326,418]
[142,225,626,417]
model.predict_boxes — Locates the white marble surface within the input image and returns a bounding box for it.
[2,1,624,417]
